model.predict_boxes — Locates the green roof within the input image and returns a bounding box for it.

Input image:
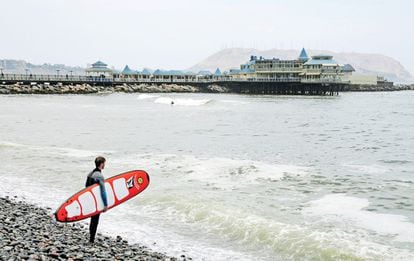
[92,61,107,68]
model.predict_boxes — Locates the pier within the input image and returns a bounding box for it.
[0,49,357,96]
[0,73,344,96]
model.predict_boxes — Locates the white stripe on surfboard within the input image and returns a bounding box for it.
[66,200,81,218]
[78,191,96,215]
[113,178,129,200]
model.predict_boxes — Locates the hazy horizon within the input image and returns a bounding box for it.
[1,0,413,74]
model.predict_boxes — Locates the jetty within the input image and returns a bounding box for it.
[0,74,346,95]
[0,48,372,96]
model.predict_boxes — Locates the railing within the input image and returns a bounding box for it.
[0,73,347,84]
[302,69,342,74]
[0,74,111,82]
[255,68,302,73]
[228,77,302,82]
[301,78,349,83]
[112,78,213,83]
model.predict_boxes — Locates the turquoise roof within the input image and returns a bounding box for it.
[298,48,309,61]
[214,68,222,76]
[122,65,136,75]
[92,61,107,68]
[153,69,194,76]
[304,54,338,65]
[139,68,152,75]
[312,54,333,60]
[198,70,212,76]
[304,59,338,65]
[341,64,355,72]
[229,69,241,74]
[241,67,254,73]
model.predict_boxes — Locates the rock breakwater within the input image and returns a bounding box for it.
[346,84,414,92]
[0,83,230,94]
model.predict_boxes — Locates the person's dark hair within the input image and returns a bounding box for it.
[95,156,106,168]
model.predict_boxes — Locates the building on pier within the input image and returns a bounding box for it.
[119,65,139,80]
[91,48,354,84]
[151,69,198,82]
[302,55,343,83]
[239,55,303,81]
[232,48,350,83]
[341,64,355,76]
[235,48,308,82]
[122,65,136,76]
[213,68,222,80]
[140,68,152,80]
[86,61,113,78]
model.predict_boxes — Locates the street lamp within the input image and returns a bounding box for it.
[25,69,29,79]
[56,69,60,78]
[70,70,73,78]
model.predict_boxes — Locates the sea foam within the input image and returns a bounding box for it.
[111,153,309,189]
[305,194,414,242]
[0,140,112,158]
[137,94,159,100]
[154,97,211,106]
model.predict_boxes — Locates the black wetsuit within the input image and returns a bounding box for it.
[85,168,108,243]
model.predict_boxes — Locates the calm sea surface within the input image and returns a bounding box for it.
[0,92,413,260]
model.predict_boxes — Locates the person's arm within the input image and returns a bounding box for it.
[96,176,108,208]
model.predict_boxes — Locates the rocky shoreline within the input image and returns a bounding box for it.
[0,83,229,94]
[0,83,413,95]
[346,83,414,92]
[0,197,189,261]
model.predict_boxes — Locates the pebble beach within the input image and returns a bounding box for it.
[0,197,189,261]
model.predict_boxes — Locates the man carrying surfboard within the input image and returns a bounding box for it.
[85,156,108,243]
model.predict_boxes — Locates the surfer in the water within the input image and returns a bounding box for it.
[85,156,108,243]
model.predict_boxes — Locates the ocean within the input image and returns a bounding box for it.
[0,91,413,260]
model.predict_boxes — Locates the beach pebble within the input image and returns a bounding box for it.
[0,197,187,260]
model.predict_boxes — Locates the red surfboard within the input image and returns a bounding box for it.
[55,170,149,222]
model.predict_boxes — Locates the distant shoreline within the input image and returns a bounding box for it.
[0,196,188,260]
[0,83,413,95]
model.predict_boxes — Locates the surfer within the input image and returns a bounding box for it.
[85,156,108,243]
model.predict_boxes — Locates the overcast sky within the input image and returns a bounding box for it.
[1,0,413,73]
